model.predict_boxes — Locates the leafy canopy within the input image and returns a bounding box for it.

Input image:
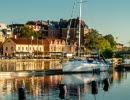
[19,25,39,38]
[84,29,111,52]
[104,34,116,49]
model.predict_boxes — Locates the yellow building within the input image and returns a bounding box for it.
[3,38,44,57]
[43,36,76,58]
[2,37,75,58]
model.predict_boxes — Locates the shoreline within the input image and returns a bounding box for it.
[0,58,63,62]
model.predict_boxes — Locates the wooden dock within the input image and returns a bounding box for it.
[115,63,130,71]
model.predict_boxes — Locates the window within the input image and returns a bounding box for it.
[18,47,20,50]
[30,47,31,50]
[26,47,28,50]
[6,47,8,51]
[40,47,41,50]
[22,47,24,50]
[11,47,13,51]
[54,46,56,51]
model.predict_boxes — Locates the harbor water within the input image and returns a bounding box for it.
[0,60,129,100]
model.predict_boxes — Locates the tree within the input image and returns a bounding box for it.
[84,29,99,49]
[102,49,113,58]
[84,29,111,52]
[97,38,111,51]
[104,34,116,49]
[19,25,39,38]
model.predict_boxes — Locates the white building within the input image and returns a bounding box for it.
[0,23,12,42]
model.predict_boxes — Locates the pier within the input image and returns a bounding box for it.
[115,63,130,71]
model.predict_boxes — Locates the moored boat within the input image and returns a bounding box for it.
[62,54,109,73]
[61,0,109,73]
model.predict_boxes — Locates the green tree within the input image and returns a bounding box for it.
[84,29,99,50]
[104,34,116,49]
[102,49,113,58]
[84,29,111,52]
[97,38,111,51]
[19,25,38,38]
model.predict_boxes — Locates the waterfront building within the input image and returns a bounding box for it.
[26,21,42,32]
[116,43,124,51]
[47,20,61,38]
[8,24,24,38]
[61,18,89,44]
[1,18,88,58]
[2,37,74,58]
[44,36,76,57]
[61,17,89,53]
[2,37,44,57]
[0,23,12,42]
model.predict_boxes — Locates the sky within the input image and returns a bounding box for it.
[0,0,130,46]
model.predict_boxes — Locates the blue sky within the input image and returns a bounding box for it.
[0,0,130,46]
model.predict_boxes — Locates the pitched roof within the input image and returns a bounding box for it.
[26,21,41,25]
[43,36,64,42]
[8,24,24,28]
[10,38,43,45]
[68,17,88,28]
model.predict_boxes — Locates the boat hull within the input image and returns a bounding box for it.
[62,61,109,73]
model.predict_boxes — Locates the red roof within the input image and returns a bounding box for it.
[10,38,43,45]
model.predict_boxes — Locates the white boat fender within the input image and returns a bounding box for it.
[91,80,98,94]
[59,84,67,99]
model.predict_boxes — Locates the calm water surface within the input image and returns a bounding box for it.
[0,60,129,100]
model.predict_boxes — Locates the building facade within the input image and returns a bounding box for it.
[3,38,44,57]
[2,37,75,58]
[61,18,89,44]
[0,23,12,42]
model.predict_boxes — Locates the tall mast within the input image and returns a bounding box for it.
[78,0,82,57]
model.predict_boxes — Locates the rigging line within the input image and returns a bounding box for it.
[70,0,77,20]
[64,0,77,55]
[66,0,77,40]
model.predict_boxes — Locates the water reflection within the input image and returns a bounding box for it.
[103,78,110,92]
[0,75,62,100]
[0,61,129,100]
[59,84,67,99]
[60,72,110,99]
[0,60,62,71]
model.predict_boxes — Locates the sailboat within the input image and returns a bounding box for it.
[61,0,109,73]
